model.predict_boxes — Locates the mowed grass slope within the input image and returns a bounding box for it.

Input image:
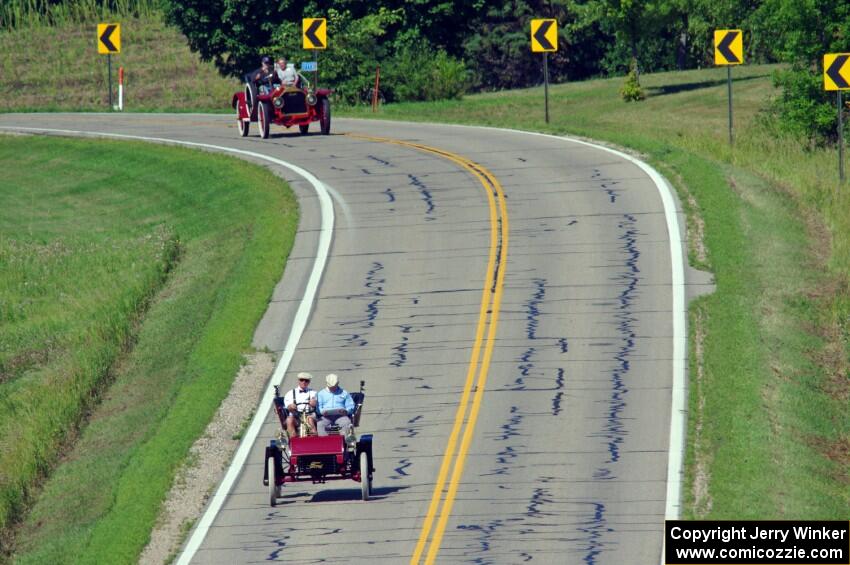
[0,135,297,563]
[341,65,850,517]
[0,15,238,112]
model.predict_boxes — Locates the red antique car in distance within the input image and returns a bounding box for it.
[232,74,332,139]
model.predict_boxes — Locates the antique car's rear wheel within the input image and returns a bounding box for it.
[299,123,309,135]
[259,101,271,139]
[320,98,331,135]
[360,451,370,501]
[244,82,259,121]
[236,103,249,137]
[267,457,278,507]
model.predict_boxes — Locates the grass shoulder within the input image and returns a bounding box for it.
[0,135,297,563]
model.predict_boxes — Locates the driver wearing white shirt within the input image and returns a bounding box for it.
[284,372,318,436]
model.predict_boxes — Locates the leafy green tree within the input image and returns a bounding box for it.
[755,0,850,143]
[594,0,677,71]
[678,0,771,68]
[165,0,471,103]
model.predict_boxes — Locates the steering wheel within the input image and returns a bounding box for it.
[322,408,348,417]
[295,401,314,414]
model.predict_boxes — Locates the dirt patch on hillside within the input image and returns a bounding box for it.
[139,352,275,565]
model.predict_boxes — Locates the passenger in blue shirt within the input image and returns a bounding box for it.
[317,373,355,436]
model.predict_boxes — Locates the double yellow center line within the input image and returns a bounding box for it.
[346,133,509,564]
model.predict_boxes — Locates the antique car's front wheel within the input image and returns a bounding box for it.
[236,104,249,137]
[299,124,309,135]
[360,451,370,501]
[320,98,331,135]
[259,101,271,139]
[267,457,278,507]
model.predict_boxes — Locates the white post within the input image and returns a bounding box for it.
[118,66,124,111]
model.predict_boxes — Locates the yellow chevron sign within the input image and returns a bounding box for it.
[530,19,557,53]
[303,18,327,50]
[824,53,850,91]
[714,29,743,65]
[97,23,121,54]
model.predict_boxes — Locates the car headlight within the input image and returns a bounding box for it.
[273,97,284,108]
[306,93,317,106]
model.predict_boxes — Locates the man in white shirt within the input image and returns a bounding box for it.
[281,63,299,87]
[283,372,318,436]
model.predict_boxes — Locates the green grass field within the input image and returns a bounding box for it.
[340,65,850,518]
[0,135,297,563]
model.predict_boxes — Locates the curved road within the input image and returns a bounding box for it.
[0,113,691,564]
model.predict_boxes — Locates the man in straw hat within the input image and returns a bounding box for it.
[283,372,318,436]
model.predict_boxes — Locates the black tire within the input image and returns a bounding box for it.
[236,103,249,137]
[320,98,331,135]
[259,101,271,139]
[360,451,370,501]
[267,457,278,507]
[299,123,309,135]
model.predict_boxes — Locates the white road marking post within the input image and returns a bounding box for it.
[118,67,124,111]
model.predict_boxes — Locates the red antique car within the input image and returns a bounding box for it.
[232,75,332,139]
[263,381,374,505]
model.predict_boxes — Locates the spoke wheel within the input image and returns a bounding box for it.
[259,101,271,139]
[360,451,371,501]
[236,103,249,137]
[268,457,278,507]
[320,98,331,135]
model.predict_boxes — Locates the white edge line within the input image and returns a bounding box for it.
[0,126,335,564]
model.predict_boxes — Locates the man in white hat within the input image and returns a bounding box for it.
[317,373,355,436]
[283,372,317,436]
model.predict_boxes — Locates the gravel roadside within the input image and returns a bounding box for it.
[139,352,275,565]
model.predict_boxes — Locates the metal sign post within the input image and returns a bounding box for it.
[531,19,557,125]
[727,66,733,145]
[107,54,113,109]
[543,52,549,124]
[824,53,850,184]
[840,91,846,183]
[714,29,743,146]
[373,66,381,112]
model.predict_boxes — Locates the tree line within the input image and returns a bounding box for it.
[165,0,849,143]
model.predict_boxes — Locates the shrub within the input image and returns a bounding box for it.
[382,46,469,103]
[620,58,644,102]
[770,66,840,146]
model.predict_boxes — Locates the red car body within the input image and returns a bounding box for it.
[263,384,374,505]
[232,82,332,139]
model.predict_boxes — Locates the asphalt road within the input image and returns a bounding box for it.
[0,113,694,564]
